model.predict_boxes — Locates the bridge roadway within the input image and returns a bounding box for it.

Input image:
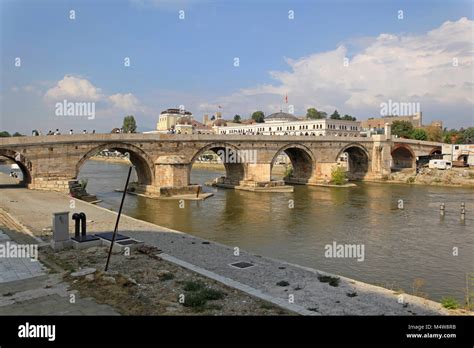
[0,133,442,197]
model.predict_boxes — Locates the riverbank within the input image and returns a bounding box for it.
[0,173,469,315]
[378,167,474,187]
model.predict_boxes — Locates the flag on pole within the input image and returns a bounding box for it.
[284,95,288,104]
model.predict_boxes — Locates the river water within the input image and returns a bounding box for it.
[3,161,473,302]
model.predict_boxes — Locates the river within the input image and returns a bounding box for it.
[3,160,474,302]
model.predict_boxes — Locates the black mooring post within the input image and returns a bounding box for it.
[105,165,133,271]
[79,212,87,238]
[72,213,80,239]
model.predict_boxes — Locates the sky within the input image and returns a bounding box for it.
[0,0,473,133]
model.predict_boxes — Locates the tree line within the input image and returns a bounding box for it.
[0,131,23,137]
[391,120,473,144]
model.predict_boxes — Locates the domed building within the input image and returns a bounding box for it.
[214,109,361,137]
[156,108,193,131]
[264,112,299,123]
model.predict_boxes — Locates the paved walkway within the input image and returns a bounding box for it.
[0,224,118,315]
[0,271,118,315]
[0,183,457,315]
[0,231,45,283]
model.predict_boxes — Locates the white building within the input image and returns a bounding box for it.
[214,112,361,137]
[157,108,193,131]
[442,144,474,166]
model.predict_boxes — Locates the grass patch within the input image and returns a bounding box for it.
[182,280,206,292]
[179,281,226,310]
[182,292,208,308]
[318,275,340,287]
[259,302,276,310]
[199,287,225,301]
[441,297,460,310]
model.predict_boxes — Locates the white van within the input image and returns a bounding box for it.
[428,160,452,170]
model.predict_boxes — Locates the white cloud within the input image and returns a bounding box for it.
[214,17,473,125]
[44,75,103,101]
[43,75,147,115]
[108,93,141,111]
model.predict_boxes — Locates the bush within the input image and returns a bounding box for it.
[331,166,346,185]
[182,280,206,292]
[199,287,225,301]
[441,297,460,310]
[182,292,208,308]
[179,281,226,309]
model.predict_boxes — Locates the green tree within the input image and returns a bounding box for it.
[392,120,414,138]
[306,108,327,119]
[443,129,462,144]
[0,131,11,137]
[122,115,137,133]
[251,111,265,123]
[411,128,428,141]
[342,114,356,121]
[330,110,341,120]
[233,114,241,123]
[306,108,318,119]
[462,127,474,144]
[12,132,23,137]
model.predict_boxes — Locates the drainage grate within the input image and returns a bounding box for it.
[229,261,254,269]
[94,232,129,241]
[117,239,141,245]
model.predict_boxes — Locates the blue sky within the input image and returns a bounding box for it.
[1,0,473,133]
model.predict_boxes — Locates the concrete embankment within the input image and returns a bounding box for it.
[0,174,467,315]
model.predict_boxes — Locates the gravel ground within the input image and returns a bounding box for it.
[41,244,289,315]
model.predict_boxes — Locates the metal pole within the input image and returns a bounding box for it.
[105,165,133,272]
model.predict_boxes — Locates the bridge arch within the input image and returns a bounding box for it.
[336,143,370,180]
[271,143,315,183]
[391,144,415,170]
[190,142,246,185]
[0,149,32,185]
[429,147,442,156]
[76,143,155,185]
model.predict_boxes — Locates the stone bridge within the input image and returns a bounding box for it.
[0,133,441,196]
